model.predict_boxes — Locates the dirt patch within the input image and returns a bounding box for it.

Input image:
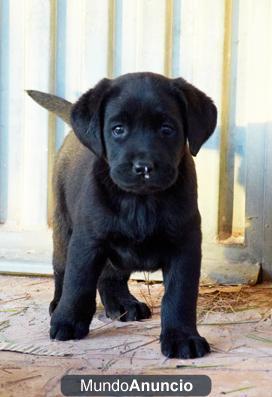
[0,276,272,397]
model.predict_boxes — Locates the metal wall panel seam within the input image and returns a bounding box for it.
[107,0,115,78]
[218,0,234,240]
[164,0,174,77]
[47,0,58,226]
[171,0,181,77]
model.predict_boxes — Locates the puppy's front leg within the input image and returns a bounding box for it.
[160,230,210,358]
[50,231,106,341]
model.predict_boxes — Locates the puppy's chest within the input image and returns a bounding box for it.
[109,235,168,271]
[113,196,183,242]
[109,200,177,271]
[116,197,159,241]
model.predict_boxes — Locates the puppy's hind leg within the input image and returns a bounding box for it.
[49,218,71,315]
[98,263,151,321]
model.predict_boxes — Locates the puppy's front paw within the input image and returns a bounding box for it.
[160,330,210,358]
[50,312,90,341]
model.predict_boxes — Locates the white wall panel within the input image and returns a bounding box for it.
[121,0,167,74]
[83,0,110,88]
[2,0,25,227]
[0,0,271,277]
[0,0,10,222]
[180,0,225,239]
[23,0,51,228]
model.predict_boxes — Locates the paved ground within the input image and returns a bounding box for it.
[0,275,272,397]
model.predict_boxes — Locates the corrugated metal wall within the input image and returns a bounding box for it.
[0,0,271,278]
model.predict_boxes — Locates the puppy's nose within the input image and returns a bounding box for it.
[133,160,154,176]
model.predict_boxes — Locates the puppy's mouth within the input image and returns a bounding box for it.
[116,181,165,194]
[110,166,178,194]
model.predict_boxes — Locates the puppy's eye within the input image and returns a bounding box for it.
[160,124,175,136]
[112,125,126,137]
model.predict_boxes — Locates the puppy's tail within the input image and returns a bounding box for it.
[26,90,72,126]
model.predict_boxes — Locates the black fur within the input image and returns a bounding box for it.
[38,72,217,358]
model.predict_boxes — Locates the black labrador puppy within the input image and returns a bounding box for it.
[28,72,217,358]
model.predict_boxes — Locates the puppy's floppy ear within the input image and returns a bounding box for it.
[70,78,111,157]
[172,78,217,156]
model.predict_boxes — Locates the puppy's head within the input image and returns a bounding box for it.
[71,73,217,194]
